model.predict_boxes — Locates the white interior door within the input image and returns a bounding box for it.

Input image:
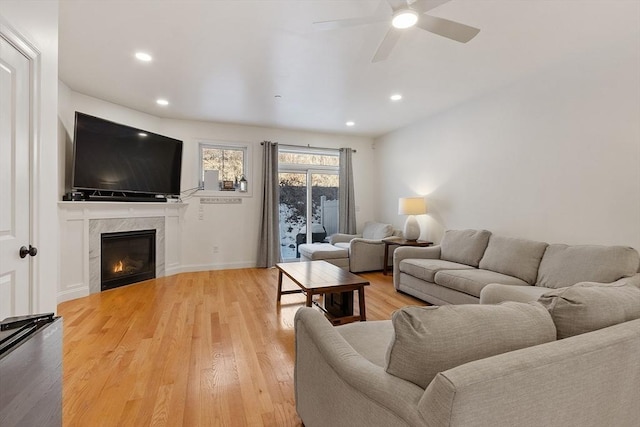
[0,35,32,318]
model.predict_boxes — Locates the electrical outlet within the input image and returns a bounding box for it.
[213,246,219,254]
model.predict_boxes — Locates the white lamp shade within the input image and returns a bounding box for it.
[398,197,426,215]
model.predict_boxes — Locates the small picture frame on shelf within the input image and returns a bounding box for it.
[221,180,235,191]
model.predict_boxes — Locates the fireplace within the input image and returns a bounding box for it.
[101,229,156,291]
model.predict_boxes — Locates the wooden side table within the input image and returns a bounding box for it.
[382,237,433,275]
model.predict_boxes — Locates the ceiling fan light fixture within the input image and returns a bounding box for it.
[392,9,418,29]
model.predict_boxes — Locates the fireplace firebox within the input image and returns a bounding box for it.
[101,229,156,291]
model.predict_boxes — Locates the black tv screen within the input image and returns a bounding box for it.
[72,112,183,197]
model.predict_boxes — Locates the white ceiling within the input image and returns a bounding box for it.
[58,0,640,137]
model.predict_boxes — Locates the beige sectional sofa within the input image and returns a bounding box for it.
[393,229,640,305]
[295,282,640,426]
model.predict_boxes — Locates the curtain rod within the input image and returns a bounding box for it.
[261,142,356,153]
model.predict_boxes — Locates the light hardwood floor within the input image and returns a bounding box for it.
[58,268,426,426]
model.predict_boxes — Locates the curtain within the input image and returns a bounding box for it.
[339,148,356,234]
[257,141,281,267]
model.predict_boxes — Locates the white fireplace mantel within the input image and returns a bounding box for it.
[58,201,187,303]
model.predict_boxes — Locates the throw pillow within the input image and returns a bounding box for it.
[538,282,640,339]
[362,221,394,240]
[385,302,556,389]
[479,235,548,284]
[536,244,640,289]
[440,229,491,267]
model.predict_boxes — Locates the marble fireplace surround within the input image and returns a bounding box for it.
[58,202,185,303]
[89,217,165,294]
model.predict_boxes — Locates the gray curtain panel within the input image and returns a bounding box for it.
[257,141,281,267]
[339,148,356,234]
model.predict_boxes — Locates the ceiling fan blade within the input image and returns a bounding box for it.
[416,15,480,43]
[372,27,402,62]
[314,15,387,30]
[411,0,451,14]
[386,0,409,11]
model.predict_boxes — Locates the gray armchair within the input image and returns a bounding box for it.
[328,221,398,273]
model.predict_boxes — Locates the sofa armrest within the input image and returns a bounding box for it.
[578,273,640,288]
[481,273,640,305]
[479,283,550,305]
[393,246,442,288]
[294,308,426,426]
[349,238,386,272]
[328,233,360,245]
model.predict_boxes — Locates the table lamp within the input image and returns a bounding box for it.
[398,197,426,241]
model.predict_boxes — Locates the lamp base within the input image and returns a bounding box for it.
[403,215,420,241]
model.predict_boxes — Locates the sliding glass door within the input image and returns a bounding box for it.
[278,149,340,261]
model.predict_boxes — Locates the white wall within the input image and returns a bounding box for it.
[2,1,60,313]
[58,90,376,271]
[374,36,640,250]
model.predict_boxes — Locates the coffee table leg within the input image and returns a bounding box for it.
[306,291,313,307]
[358,286,366,321]
[277,270,283,302]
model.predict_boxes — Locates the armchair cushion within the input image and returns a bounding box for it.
[385,302,556,389]
[440,229,491,267]
[538,282,640,339]
[362,221,394,240]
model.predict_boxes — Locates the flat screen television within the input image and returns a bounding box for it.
[71,112,183,201]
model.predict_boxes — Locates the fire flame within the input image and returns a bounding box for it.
[114,260,123,273]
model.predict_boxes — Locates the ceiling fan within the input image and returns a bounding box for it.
[314,0,480,62]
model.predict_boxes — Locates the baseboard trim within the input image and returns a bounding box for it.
[177,262,257,273]
[57,286,90,304]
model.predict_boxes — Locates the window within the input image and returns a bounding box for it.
[199,142,250,193]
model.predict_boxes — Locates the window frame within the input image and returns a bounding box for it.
[198,140,252,197]
[278,147,340,260]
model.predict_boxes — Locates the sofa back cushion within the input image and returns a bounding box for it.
[479,235,548,284]
[362,221,394,240]
[538,282,640,339]
[537,244,640,289]
[385,302,556,389]
[440,229,491,267]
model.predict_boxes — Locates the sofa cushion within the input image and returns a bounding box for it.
[336,320,394,368]
[362,221,394,240]
[434,269,529,298]
[479,236,548,284]
[538,282,640,339]
[537,244,640,289]
[385,302,556,389]
[399,259,475,283]
[440,229,491,267]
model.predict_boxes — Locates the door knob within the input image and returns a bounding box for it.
[19,245,38,258]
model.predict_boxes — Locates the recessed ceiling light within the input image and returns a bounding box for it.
[346,121,355,127]
[156,99,169,106]
[135,52,152,62]
[138,132,148,137]
[390,94,403,101]
[392,9,419,29]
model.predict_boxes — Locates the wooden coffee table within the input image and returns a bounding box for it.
[276,261,369,325]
